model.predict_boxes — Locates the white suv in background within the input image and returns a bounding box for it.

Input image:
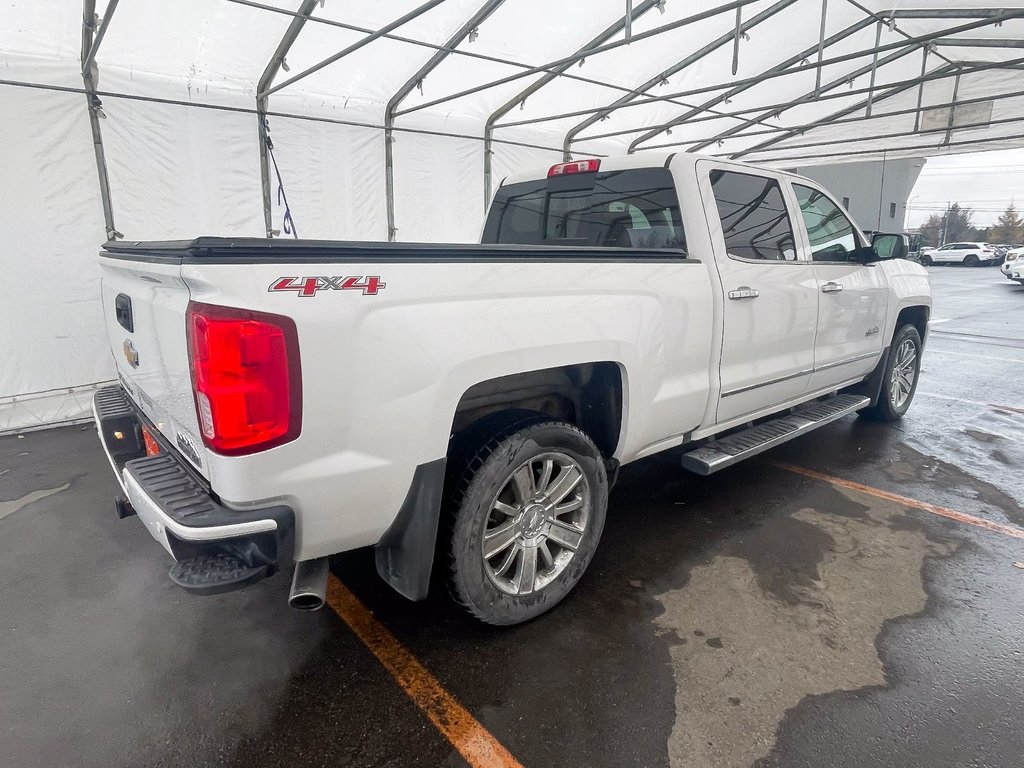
[1001,247,1024,279]
[921,242,997,266]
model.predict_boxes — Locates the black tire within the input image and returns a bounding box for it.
[860,324,923,422]
[964,254,980,266]
[447,420,608,625]
[920,255,933,266]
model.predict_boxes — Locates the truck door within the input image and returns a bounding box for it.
[788,182,887,392]
[702,164,819,423]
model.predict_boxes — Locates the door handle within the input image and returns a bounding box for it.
[820,282,843,294]
[728,286,759,300]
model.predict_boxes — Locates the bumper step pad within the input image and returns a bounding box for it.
[169,553,269,596]
[681,393,870,475]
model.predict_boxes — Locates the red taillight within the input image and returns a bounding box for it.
[185,302,301,455]
[548,159,601,177]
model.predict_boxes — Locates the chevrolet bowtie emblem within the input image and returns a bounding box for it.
[123,339,139,368]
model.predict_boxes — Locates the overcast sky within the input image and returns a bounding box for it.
[906,148,1024,230]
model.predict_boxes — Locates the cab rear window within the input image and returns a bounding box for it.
[482,168,686,252]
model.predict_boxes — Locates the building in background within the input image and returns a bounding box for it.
[787,157,926,234]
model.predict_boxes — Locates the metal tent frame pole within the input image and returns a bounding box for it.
[258,0,447,101]
[394,0,758,120]
[256,0,320,238]
[482,0,662,207]
[385,0,507,242]
[561,0,800,160]
[639,81,1024,151]
[81,0,119,240]
[625,17,875,152]
[493,10,1022,136]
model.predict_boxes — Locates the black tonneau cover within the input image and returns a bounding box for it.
[101,237,695,264]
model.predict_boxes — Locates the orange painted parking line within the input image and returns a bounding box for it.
[773,462,1024,542]
[325,575,524,768]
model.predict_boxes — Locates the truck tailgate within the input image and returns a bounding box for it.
[98,254,208,478]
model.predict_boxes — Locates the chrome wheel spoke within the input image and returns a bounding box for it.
[493,499,519,517]
[511,465,534,503]
[538,541,555,570]
[546,519,584,552]
[484,520,518,559]
[554,495,583,515]
[536,458,554,495]
[515,546,538,594]
[493,543,520,577]
[546,465,582,505]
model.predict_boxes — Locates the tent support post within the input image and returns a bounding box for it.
[385,0,507,242]
[256,0,320,238]
[731,6,743,75]
[81,0,118,240]
[482,0,660,208]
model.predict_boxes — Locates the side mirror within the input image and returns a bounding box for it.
[870,233,907,261]
[849,245,880,264]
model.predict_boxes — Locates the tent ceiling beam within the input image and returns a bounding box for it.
[561,0,801,159]
[744,128,1024,163]
[496,9,1024,133]
[257,0,321,238]
[385,0,507,242]
[729,48,1024,158]
[259,0,446,100]
[481,0,662,207]
[687,42,925,153]
[636,84,1024,151]
[393,0,760,118]
[626,16,875,151]
[569,9,1024,148]
[721,112,1024,157]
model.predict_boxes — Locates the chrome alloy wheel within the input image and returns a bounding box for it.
[890,337,918,409]
[481,452,590,596]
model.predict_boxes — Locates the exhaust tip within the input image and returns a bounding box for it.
[288,591,325,611]
[288,557,329,612]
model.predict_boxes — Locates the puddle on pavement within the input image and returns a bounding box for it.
[0,483,70,521]
[653,485,958,768]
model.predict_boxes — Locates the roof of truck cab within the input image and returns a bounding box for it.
[501,151,809,188]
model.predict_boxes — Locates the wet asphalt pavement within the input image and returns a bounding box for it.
[1,265,1022,768]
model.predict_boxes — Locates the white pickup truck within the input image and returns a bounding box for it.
[93,152,930,625]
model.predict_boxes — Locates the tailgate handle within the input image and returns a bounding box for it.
[115,294,134,333]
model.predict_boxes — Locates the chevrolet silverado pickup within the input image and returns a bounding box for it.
[92,152,930,625]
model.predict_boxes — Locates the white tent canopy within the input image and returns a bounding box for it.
[2,0,1023,431]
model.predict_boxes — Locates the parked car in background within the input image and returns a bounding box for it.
[920,242,998,266]
[1003,247,1024,279]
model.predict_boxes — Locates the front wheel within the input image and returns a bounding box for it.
[861,325,922,422]
[964,254,980,266]
[448,420,608,625]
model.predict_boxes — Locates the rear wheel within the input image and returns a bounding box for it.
[920,254,933,266]
[964,254,980,266]
[861,325,922,422]
[448,420,607,625]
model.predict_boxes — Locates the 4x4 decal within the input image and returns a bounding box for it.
[269,276,385,297]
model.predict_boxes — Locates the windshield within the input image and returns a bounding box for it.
[482,168,686,252]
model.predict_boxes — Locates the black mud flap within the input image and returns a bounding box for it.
[374,458,447,601]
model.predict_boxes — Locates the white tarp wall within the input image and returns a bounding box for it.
[2,0,1024,431]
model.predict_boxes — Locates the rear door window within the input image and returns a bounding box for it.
[483,168,686,252]
[708,169,797,261]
